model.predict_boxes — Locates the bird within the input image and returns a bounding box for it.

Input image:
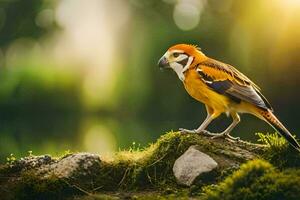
[158,43,300,151]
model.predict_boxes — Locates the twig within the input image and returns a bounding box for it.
[62,179,92,196]
[118,168,130,186]
[92,185,104,191]
[146,153,168,167]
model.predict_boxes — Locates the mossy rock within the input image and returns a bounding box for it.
[2,131,299,200]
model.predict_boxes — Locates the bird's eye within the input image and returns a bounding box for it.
[173,53,180,58]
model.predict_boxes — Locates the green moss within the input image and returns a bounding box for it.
[3,132,300,200]
[0,169,81,200]
[0,131,261,199]
[94,131,258,190]
[94,131,199,190]
[257,133,300,168]
[13,173,77,200]
[203,159,300,200]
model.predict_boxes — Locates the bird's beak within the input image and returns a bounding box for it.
[158,56,170,69]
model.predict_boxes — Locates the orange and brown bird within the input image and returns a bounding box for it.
[158,43,300,151]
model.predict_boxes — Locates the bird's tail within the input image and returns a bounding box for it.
[256,108,300,151]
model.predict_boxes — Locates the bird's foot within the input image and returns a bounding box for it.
[211,132,240,142]
[199,130,220,136]
[179,128,240,142]
[179,128,196,134]
[179,128,216,136]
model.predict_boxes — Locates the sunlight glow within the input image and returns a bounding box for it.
[281,0,300,7]
[84,124,117,156]
[54,0,131,108]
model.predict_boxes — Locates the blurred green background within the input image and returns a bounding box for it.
[0,0,300,162]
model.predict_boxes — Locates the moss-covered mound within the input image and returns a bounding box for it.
[95,131,261,190]
[0,131,262,200]
[0,131,299,200]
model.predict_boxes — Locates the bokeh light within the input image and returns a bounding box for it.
[83,124,117,156]
[173,0,206,31]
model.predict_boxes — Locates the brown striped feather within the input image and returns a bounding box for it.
[194,58,273,111]
[197,58,260,89]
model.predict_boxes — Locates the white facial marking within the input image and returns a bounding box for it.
[182,56,194,73]
[169,56,194,82]
[165,50,194,82]
[169,62,186,81]
[175,54,188,62]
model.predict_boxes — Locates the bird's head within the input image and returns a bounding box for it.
[158,44,206,81]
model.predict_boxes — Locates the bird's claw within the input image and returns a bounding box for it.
[179,128,196,134]
[211,133,240,142]
[200,130,218,136]
[178,129,240,143]
[179,128,214,136]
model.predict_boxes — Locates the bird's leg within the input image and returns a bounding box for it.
[211,112,241,141]
[179,114,213,134]
[179,106,220,135]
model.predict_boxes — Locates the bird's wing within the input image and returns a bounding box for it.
[197,58,273,111]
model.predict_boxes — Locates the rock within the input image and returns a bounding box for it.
[9,155,55,172]
[7,152,101,181]
[173,145,218,186]
[37,153,101,179]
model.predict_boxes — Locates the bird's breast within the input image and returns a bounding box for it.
[183,72,209,102]
[183,69,230,112]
